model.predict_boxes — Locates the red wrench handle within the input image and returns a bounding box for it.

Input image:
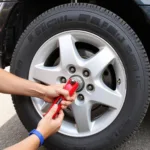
[45,79,79,119]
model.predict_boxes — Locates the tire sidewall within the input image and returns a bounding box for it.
[11,6,148,150]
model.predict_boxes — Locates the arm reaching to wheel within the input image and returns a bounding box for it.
[5,105,64,150]
[0,68,76,150]
[0,68,76,109]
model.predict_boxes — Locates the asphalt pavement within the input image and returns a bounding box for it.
[0,93,150,150]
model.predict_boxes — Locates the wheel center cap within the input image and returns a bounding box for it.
[71,75,84,92]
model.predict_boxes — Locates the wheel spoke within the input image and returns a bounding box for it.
[89,83,122,109]
[59,34,81,68]
[84,47,115,78]
[72,102,92,133]
[40,102,50,112]
[32,63,62,84]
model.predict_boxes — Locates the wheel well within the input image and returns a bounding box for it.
[92,0,150,59]
[4,0,72,66]
[4,0,150,66]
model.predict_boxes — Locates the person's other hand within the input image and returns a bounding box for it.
[42,84,76,109]
[36,104,64,139]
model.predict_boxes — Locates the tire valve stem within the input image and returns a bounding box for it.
[117,78,121,85]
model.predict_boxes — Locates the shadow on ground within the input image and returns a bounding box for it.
[0,115,45,150]
[117,107,150,150]
[0,108,150,150]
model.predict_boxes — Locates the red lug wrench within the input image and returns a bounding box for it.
[45,79,79,119]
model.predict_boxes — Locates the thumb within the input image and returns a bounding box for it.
[46,104,58,118]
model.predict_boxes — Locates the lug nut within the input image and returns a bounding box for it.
[60,77,66,83]
[87,84,94,91]
[117,78,121,85]
[83,70,90,77]
[69,66,76,73]
[78,94,84,101]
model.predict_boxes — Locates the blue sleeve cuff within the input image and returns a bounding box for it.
[29,129,44,147]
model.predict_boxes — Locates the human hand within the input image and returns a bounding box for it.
[36,104,64,139]
[42,84,76,109]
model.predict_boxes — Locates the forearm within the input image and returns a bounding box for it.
[0,69,46,98]
[4,135,40,150]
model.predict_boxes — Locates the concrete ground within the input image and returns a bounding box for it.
[0,94,46,150]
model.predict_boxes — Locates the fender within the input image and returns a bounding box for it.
[134,0,150,5]
[134,0,150,22]
[0,1,17,68]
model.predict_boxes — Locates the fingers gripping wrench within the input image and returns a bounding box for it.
[45,79,79,119]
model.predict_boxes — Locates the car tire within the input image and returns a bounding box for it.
[11,3,150,150]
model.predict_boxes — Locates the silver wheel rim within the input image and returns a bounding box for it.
[29,30,127,137]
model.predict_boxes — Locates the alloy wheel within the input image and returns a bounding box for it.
[29,30,127,137]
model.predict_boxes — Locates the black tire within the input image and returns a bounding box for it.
[11,3,150,150]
